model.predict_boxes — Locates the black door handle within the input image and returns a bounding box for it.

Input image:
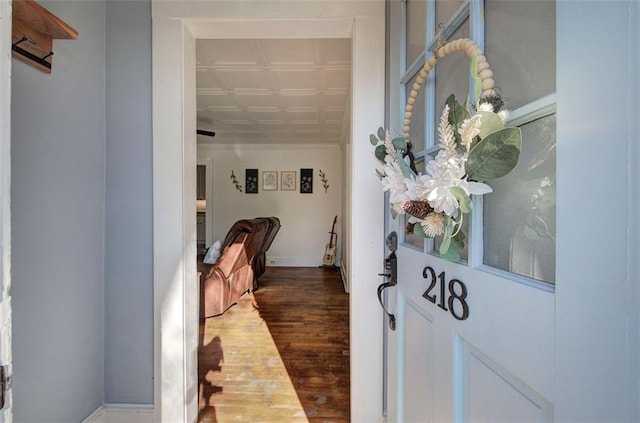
[377,281,396,331]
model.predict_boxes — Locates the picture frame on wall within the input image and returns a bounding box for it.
[300,168,313,194]
[263,171,278,191]
[281,171,296,191]
[245,168,258,193]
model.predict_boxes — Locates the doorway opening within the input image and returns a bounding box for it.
[152,15,385,421]
[194,36,351,419]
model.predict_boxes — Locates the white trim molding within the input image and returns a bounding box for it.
[83,404,154,423]
[152,5,385,421]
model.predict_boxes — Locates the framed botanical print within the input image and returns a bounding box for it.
[281,171,296,191]
[300,168,313,194]
[245,168,258,194]
[263,171,278,191]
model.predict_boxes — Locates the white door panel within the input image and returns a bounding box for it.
[389,235,553,422]
[464,342,553,423]
[401,301,433,423]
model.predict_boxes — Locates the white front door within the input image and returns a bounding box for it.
[384,1,640,421]
[384,0,557,421]
[0,0,12,419]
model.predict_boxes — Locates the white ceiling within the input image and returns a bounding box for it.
[195,38,351,145]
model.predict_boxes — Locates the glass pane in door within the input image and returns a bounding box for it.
[434,20,469,144]
[485,0,556,109]
[435,0,464,29]
[406,0,427,69]
[483,114,556,284]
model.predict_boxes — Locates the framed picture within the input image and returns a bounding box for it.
[281,171,296,191]
[262,171,278,191]
[245,168,258,194]
[300,168,313,194]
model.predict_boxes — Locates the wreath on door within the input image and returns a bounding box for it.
[371,38,521,262]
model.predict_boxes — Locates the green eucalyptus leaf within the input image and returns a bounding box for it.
[446,94,470,122]
[441,229,465,262]
[396,151,416,178]
[466,127,522,181]
[370,134,379,145]
[413,222,428,238]
[439,220,454,255]
[439,236,452,256]
[390,208,398,219]
[375,145,387,162]
[453,229,466,245]
[440,245,461,262]
[477,111,505,139]
[377,127,386,141]
[392,137,408,153]
[450,187,472,214]
[375,168,385,178]
[445,94,470,147]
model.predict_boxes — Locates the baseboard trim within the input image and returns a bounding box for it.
[340,263,349,293]
[82,404,154,423]
[266,256,324,267]
[82,406,104,423]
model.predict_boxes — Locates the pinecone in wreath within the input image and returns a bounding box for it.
[403,200,434,220]
[405,222,415,235]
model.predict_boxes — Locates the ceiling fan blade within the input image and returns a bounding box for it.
[197,129,216,137]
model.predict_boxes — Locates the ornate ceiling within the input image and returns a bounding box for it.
[196,38,352,145]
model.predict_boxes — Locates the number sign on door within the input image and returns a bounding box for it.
[422,266,469,321]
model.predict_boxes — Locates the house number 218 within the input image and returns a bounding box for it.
[422,266,469,321]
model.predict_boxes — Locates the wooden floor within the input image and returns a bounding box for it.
[198,266,350,423]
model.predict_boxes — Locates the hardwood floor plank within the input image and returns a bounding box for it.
[199,266,350,423]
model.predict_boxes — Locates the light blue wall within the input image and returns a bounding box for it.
[104,0,154,404]
[12,0,155,417]
[11,1,106,421]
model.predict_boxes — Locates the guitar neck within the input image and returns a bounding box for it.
[328,233,336,248]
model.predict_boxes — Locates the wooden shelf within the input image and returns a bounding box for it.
[11,0,78,74]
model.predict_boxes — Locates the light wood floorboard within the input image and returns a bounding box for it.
[199,266,350,423]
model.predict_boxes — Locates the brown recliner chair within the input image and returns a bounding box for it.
[254,217,281,284]
[199,218,270,318]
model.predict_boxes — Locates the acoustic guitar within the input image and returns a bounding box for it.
[323,216,338,266]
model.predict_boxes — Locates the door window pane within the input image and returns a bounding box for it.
[406,0,427,69]
[485,0,556,109]
[483,114,556,284]
[434,19,469,142]
[435,0,464,29]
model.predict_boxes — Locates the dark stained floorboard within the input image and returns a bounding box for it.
[198,266,350,422]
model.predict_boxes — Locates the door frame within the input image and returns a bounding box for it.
[0,0,12,418]
[151,5,386,421]
[554,1,640,420]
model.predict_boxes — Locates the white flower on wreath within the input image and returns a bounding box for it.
[421,150,493,216]
[379,159,409,204]
[459,114,482,151]
[420,212,446,237]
